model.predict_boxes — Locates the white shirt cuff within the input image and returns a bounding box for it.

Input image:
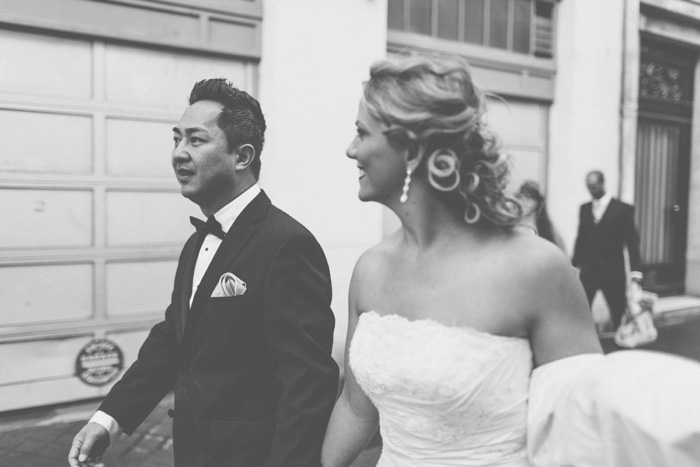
[90,410,122,444]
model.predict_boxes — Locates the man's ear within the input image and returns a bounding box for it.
[235,144,256,171]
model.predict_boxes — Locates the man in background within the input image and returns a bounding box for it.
[573,170,642,332]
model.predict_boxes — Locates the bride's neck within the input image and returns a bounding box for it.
[392,192,471,249]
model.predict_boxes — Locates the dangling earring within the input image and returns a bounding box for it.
[400,168,412,203]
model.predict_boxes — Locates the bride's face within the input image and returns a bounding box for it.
[346,100,407,204]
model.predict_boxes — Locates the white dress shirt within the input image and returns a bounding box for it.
[90,184,261,443]
[190,184,260,306]
[592,192,612,224]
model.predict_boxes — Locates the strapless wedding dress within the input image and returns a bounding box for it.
[350,310,533,466]
[349,311,700,466]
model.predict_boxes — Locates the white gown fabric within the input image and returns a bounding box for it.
[350,311,700,467]
[350,311,532,466]
[528,350,700,467]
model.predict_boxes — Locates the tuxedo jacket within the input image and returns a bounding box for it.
[572,198,641,282]
[99,191,339,466]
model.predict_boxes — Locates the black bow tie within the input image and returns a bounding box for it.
[190,216,226,240]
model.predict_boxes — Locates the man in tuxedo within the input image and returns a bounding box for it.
[69,79,339,466]
[572,170,642,331]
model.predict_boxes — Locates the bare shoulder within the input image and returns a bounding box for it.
[500,232,583,319]
[353,229,402,277]
[352,241,389,281]
[506,230,573,279]
[505,232,601,361]
[349,233,400,314]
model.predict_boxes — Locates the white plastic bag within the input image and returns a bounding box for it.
[614,273,658,348]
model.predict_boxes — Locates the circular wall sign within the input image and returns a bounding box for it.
[76,339,124,387]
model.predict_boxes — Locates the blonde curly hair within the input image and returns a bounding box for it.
[362,52,522,226]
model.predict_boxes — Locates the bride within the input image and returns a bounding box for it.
[321,52,601,466]
[321,53,700,467]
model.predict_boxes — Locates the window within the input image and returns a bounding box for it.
[464,0,485,45]
[388,0,555,58]
[438,0,460,41]
[534,0,554,58]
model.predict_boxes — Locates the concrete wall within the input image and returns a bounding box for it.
[259,0,388,363]
[548,0,626,255]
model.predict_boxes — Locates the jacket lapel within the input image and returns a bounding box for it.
[584,202,595,225]
[186,191,271,326]
[177,234,203,344]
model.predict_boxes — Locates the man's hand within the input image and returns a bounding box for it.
[639,296,655,313]
[68,422,110,467]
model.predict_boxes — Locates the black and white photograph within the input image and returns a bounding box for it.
[1,1,700,466]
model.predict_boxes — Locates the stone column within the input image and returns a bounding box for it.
[619,0,640,203]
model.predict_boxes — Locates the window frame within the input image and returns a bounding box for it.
[387,0,557,59]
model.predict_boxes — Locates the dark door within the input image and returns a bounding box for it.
[635,40,695,295]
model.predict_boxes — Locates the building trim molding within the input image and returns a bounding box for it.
[138,0,262,18]
[388,30,556,101]
[640,9,700,47]
[641,0,700,27]
[0,0,261,59]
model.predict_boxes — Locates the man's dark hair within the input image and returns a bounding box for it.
[587,170,605,184]
[189,78,266,179]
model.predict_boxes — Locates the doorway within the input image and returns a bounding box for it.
[635,39,695,296]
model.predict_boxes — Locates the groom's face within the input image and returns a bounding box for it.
[172,100,240,213]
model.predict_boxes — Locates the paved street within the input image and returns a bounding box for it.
[1,309,698,467]
[0,394,174,467]
[0,392,381,467]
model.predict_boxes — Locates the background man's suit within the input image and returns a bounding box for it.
[98,190,339,466]
[572,198,642,329]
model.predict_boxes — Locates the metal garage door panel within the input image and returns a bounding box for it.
[105,190,199,246]
[106,260,178,317]
[0,263,93,326]
[106,117,175,178]
[0,188,92,248]
[0,109,92,173]
[104,44,249,108]
[0,29,91,99]
[0,336,94,385]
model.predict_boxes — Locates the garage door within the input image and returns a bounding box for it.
[0,26,256,411]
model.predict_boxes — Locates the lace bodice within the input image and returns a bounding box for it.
[350,311,533,466]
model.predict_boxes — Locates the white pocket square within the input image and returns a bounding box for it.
[211,272,247,297]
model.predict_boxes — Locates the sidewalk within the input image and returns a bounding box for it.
[598,302,700,360]
[0,391,381,467]
[0,394,174,467]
